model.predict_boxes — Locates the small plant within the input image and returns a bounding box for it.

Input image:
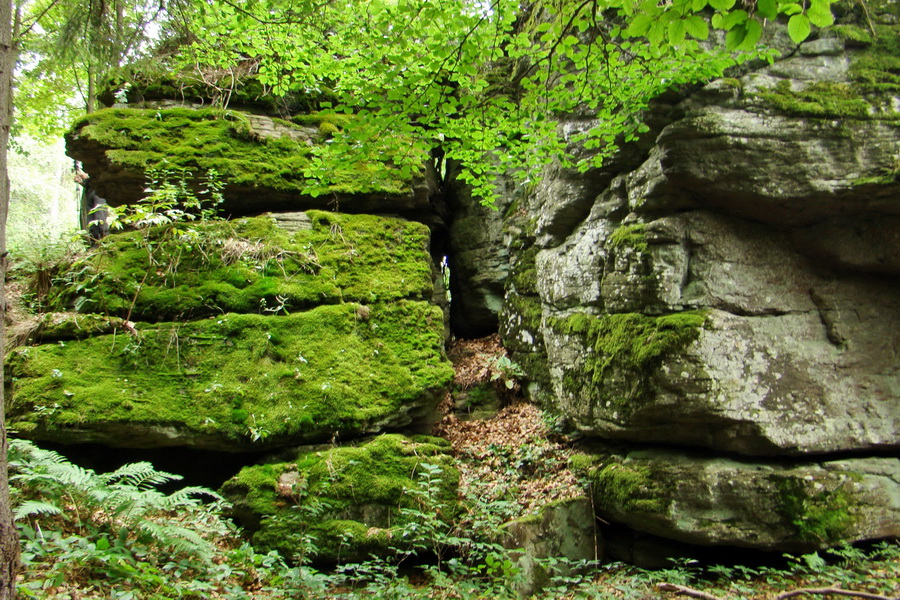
[488,356,525,388]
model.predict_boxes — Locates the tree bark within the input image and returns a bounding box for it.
[0,0,19,595]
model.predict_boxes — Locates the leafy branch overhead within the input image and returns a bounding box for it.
[166,0,838,204]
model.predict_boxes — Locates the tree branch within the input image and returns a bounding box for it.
[773,586,899,600]
[657,582,725,600]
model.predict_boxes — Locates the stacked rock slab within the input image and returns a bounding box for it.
[10,104,453,454]
[502,8,900,553]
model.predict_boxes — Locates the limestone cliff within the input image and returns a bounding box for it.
[498,5,900,552]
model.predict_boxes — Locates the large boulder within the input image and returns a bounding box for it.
[588,449,900,552]
[220,434,459,563]
[499,11,900,551]
[8,213,453,451]
[66,107,437,220]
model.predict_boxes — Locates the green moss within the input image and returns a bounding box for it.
[757,25,900,119]
[8,301,454,448]
[850,25,900,94]
[68,107,418,197]
[776,477,856,545]
[549,311,706,415]
[832,24,875,46]
[509,247,539,294]
[756,80,875,119]
[608,223,648,253]
[48,212,434,322]
[220,434,459,563]
[592,461,665,514]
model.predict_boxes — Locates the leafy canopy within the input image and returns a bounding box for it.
[170,0,837,203]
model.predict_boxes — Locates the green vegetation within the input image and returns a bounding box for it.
[221,434,459,563]
[757,23,900,120]
[549,311,707,415]
[756,80,880,119]
[590,461,666,514]
[68,107,420,198]
[43,211,434,322]
[776,477,857,545]
[8,301,453,448]
[13,436,900,599]
[608,223,649,253]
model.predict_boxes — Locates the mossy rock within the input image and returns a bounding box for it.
[66,107,429,215]
[8,301,454,450]
[755,24,900,120]
[581,450,900,552]
[220,433,460,563]
[547,311,707,418]
[46,212,435,322]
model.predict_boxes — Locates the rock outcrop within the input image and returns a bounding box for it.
[9,213,452,451]
[502,6,900,553]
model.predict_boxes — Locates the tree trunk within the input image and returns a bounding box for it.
[0,0,19,595]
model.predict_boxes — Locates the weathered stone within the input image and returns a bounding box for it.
[221,434,459,563]
[446,178,514,338]
[503,497,600,596]
[8,213,454,451]
[589,450,900,552]
[66,107,438,221]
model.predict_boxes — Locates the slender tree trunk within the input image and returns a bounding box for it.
[0,0,18,595]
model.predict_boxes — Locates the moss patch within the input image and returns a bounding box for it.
[608,223,648,253]
[591,461,666,514]
[47,212,434,322]
[775,476,857,545]
[67,107,418,198]
[549,311,706,415]
[8,301,453,449]
[220,434,459,563]
[757,24,900,119]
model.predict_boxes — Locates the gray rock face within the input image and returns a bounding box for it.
[500,24,900,551]
[590,450,900,552]
[503,497,600,595]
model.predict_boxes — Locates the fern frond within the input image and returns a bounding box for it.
[163,486,221,509]
[102,461,182,489]
[13,500,63,520]
[137,519,214,558]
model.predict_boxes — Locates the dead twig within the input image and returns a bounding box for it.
[657,582,725,600]
[773,586,899,600]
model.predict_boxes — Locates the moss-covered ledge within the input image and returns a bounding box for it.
[220,434,460,563]
[66,107,432,216]
[8,301,454,451]
[579,449,900,552]
[546,310,707,419]
[45,212,435,323]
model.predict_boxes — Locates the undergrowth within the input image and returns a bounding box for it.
[10,436,900,599]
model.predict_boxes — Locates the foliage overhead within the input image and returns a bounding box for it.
[166,0,838,203]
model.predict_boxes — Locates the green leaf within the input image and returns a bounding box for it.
[625,12,654,37]
[692,0,708,11]
[96,537,111,551]
[788,13,811,44]
[721,10,748,30]
[740,18,763,49]
[780,2,803,16]
[708,0,736,10]
[668,19,686,45]
[725,23,747,49]
[684,15,709,40]
[756,0,777,20]
[807,4,835,27]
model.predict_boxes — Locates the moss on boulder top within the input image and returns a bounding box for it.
[45,212,435,322]
[9,301,452,450]
[9,212,453,451]
[66,107,433,217]
[220,433,459,563]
